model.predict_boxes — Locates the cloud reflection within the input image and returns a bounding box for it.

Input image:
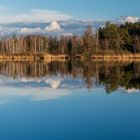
[0,76,85,104]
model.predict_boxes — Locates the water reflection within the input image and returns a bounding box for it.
[0,60,140,103]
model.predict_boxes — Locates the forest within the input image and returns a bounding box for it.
[0,22,140,58]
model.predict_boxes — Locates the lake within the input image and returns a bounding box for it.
[0,60,140,140]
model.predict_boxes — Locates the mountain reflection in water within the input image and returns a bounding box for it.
[0,60,140,103]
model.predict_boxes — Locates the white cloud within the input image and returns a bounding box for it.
[19,21,63,34]
[45,78,62,89]
[0,9,72,23]
[20,27,42,34]
[119,87,140,94]
[126,88,139,93]
[119,16,139,23]
[63,33,73,36]
[124,16,139,23]
[45,21,62,32]
[0,86,71,103]
[0,27,18,36]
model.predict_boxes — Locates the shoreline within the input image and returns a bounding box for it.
[0,54,140,61]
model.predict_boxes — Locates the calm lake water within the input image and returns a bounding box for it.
[0,60,140,140]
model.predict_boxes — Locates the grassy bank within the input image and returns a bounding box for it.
[91,54,140,60]
[0,53,140,61]
[0,54,70,61]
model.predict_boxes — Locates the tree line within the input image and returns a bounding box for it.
[0,22,140,56]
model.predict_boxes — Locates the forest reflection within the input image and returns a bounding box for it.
[0,60,140,93]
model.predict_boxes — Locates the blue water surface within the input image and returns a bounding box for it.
[0,86,139,140]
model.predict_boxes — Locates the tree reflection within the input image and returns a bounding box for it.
[0,60,140,93]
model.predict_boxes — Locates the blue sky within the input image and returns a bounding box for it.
[0,0,139,23]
